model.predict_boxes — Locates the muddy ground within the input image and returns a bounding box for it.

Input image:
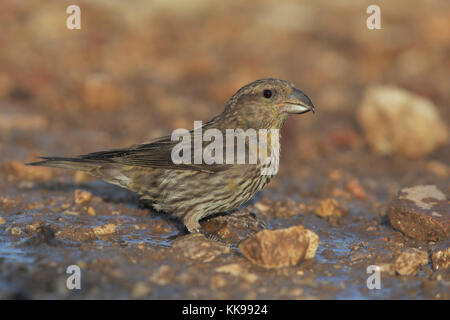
[0,0,449,299]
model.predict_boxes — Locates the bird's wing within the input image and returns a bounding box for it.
[80,134,231,173]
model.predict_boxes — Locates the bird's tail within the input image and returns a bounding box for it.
[27,157,101,172]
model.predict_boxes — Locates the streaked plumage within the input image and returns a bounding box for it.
[28,79,314,232]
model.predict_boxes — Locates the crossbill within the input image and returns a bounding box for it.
[29,79,314,232]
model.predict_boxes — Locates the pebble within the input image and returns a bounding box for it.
[2,160,53,181]
[11,227,22,235]
[238,225,319,268]
[346,179,366,199]
[131,282,152,298]
[149,265,174,286]
[170,233,230,263]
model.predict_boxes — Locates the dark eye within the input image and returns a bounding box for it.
[263,89,272,99]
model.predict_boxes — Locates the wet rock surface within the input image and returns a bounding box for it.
[388,185,449,241]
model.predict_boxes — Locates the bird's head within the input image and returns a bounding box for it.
[219,78,315,130]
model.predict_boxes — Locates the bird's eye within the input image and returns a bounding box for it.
[263,89,273,99]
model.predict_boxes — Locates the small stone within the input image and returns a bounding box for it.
[11,227,22,235]
[328,169,342,181]
[87,206,96,216]
[93,223,117,236]
[357,86,448,158]
[238,225,319,268]
[210,275,227,288]
[63,210,79,216]
[426,161,449,178]
[432,241,449,271]
[149,265,174,286]
[394,248,428,276]
[0,72,12,97]
[378,263,395,276]
[131,282,152,298]
[82,73,122,110]
[74,189,93,205]
[387,185,449,241]
[346,180,366,199]
[315,198,347,218]
[0,110,48,131]
[171,233,230,263]
[0,217,6,225]
[119,240,128,247]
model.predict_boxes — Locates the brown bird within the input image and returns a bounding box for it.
[28,79,314,233]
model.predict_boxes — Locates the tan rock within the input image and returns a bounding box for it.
[357,86,448,158]
[315,198,347,218]
[131,282,152,298]
[394,248,428,276]
[238,225,319,268]
[93,223,117,236]
[432,241,449,271]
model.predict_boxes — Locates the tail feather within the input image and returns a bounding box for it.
[26,157,102,172]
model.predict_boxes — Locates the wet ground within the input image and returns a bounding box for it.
[0,0,449,299]
[0,110,448,299]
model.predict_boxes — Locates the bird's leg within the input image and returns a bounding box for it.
[225,210,267,230]
[183,215,201,233]
[183,213,231,245]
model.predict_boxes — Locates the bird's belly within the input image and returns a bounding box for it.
[140,165,272,219]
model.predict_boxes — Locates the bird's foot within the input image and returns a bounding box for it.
[224,210,267,230]
[199,230,231,246]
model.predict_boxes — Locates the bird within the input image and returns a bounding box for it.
[28,79,314,233]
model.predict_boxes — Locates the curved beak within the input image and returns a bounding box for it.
[282,88,315,114]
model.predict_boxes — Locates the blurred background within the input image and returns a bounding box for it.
[0,0,448,175]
